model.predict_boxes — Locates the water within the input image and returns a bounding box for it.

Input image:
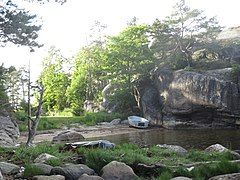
[89,129,240,150]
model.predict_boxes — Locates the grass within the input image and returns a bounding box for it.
[1,143,239,179]
[18,111,127,132]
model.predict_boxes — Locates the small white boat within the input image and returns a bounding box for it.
[128,116,149,128]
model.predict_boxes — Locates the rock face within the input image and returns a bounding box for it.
[0,115,19,147]
[101,161,139,180]
[135,67,240,127]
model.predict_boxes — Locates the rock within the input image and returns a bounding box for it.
[84,100,100,112]
[205,144,228,153]
[101,161,139,180]
[33,175,65,180]
[156,144,188,155]
[50,164,95,180]
[0,115,19,147]
[52,130,85,143]
[120,120,129,125]
[109,118,121,125]
[101,83,120,113]
[209,172,240,180]
[205,144,240,159]
[135,67,240,127]
[31,163,53,175]
[0,171,3,180]
[78,173,103,180]
[0,162,20,175]
[171,177,192,180]
[34,153,58,164]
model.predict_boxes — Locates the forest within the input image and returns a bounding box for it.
[1,0,239,120]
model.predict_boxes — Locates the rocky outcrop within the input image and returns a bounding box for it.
[135,67,240,127]
[0,115,19,147]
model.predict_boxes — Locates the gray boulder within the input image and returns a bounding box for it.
[0,116,19,147]
[209,173,240,180]
[30,163,54,175]
[52,130,85,143]
[78,173,103,180]
[34,153,58,164]
[0,162,20,175]
[205,144,240,159]
[50,164,95,180]
[156,144,188,155]
[33,175,65,180]
[135,67,240,127]
[101,161,139,180]
[109,118,121,125]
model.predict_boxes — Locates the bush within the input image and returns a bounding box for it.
[15,110,28,121]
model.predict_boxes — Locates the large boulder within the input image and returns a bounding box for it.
[52,130,85,143]
[156,144,188,155]
[101,161,138,180]
[135,67,240,127]
[0,116,19,147]
[33,175,65,180]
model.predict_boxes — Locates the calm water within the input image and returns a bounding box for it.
[89,129,240,150]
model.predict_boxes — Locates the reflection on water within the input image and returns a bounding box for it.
[88,129,240,150]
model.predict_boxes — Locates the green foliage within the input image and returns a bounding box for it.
[45,158,62,167]
[40,48,71,113]
[15,110,28,121]
[18,111,126,131]
[231,64,240,83]
[156,171,173,180]
[0,1,41,47]
[150,0,222,69]
[23,164,45,178]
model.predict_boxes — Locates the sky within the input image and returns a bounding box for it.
[1,0,240,80]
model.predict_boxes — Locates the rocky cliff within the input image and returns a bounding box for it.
[135,67,240,128]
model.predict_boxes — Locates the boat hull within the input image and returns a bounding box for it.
[128,116,149,129]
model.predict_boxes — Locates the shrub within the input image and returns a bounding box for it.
[23,164,45,178]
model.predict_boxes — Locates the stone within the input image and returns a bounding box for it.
[171,177,192,180]
[156,144,188,155]
[0,115,20,147]
[109,118,121,125]
[52,130,85,143]
[209,173,240,180]
[120,120,129,125]
[78,173,104,180]
[50,164,95,180]
[0,162,20,175]
[205,144,228,153]
[33,175,65,180]
[0,171,3,180]
[31,163,54,175]
[205,144,240,160]
[101,161,139,180]
[34,153,58,164]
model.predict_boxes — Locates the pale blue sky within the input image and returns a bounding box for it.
[1,0,240,80]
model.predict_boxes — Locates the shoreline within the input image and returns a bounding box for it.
[18,124,157,144]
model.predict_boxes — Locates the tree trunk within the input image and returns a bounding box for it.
[26,85,44,147]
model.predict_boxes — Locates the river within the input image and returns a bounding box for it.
[89,128,240,150]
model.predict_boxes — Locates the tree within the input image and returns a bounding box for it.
[106,24,154,88]
[40,48,70,114]
[150,0,222,69]
[0,0,42,49]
